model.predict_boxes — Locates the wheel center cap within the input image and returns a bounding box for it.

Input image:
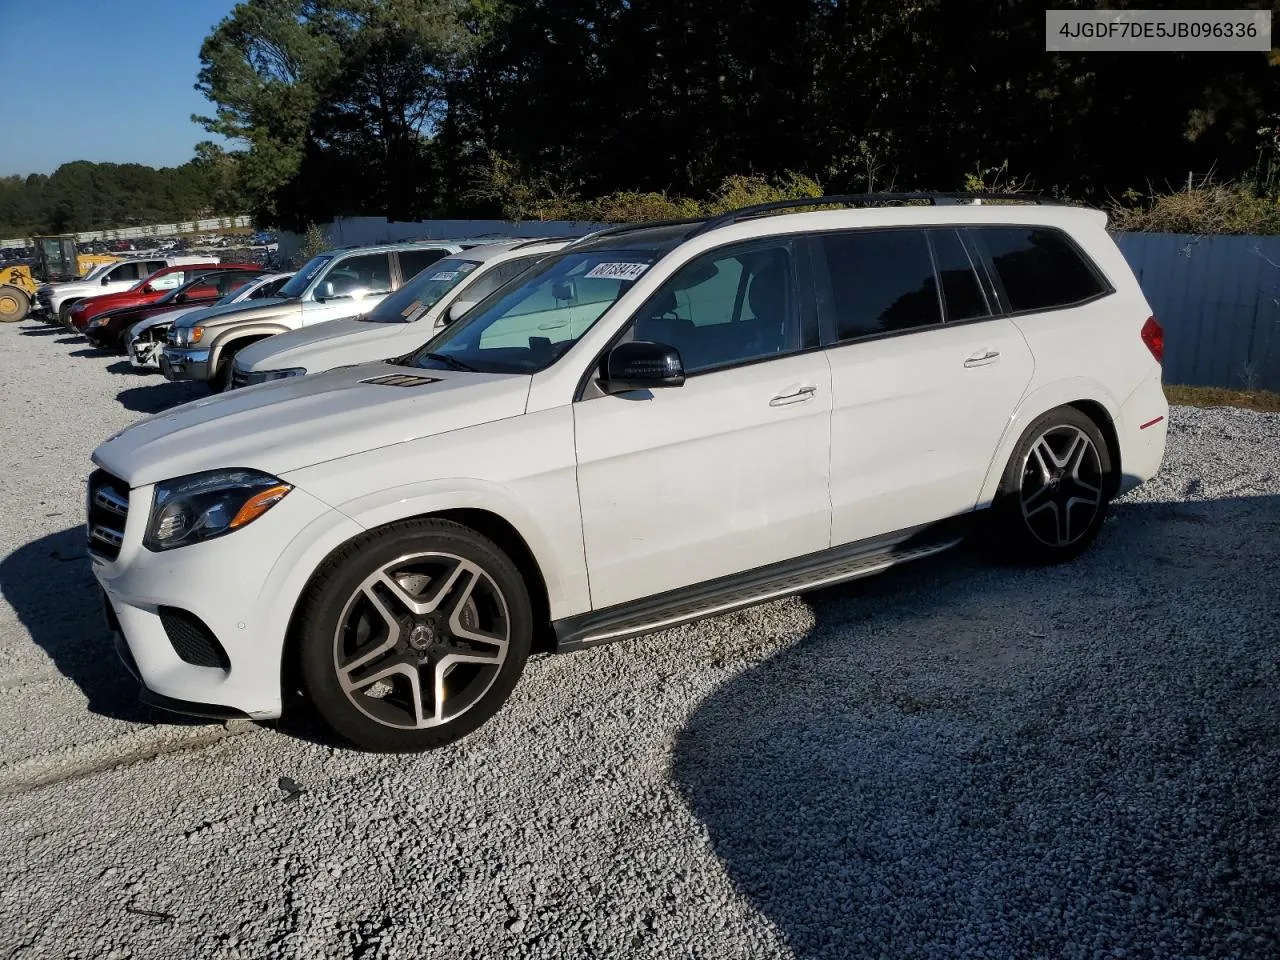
[407,622,436,651]
[1048,470,1064,490]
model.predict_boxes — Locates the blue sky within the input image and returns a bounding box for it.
[0,0,239,176]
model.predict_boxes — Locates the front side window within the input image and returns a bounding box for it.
[109,262,147,283]
[818,229,941,340]
[148,271,186,291]
[974,227,1108,313]
[628,242,800,374]
[405,250,655,374]
[398,248,451,282]
[362,258,481,323]
[318,253,393,299]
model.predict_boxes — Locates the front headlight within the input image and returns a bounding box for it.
[173,326,204,346]
[144,469,292,552]
[244,367,306,385]
[87,316,106,328]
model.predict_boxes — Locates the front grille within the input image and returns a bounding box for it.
[87,469,129,560]
[158,607,231,670]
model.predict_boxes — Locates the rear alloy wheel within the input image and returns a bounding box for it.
[58,302,77,330]
[991,407,1113,563]
[294,519,532,752]
[0,285,29,322]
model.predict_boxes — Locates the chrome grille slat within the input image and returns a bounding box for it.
[87,470,129,560]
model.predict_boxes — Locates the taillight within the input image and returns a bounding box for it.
[1140,316,1164,365]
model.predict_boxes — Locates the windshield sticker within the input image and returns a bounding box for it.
[428,271,460,282]
[401,300,423,317]
[585,262,650,282]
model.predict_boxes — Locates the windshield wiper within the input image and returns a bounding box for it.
[421,352,478,373]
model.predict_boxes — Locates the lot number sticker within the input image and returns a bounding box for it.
[585,262,650,281]
[428,271,460,281]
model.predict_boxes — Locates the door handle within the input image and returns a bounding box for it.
[964,350,1000,368]
[769,383,818,406]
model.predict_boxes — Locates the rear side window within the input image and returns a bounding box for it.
[398,248,449,281]
[974,227,1107,313]
[929,229,990,322]
[817,229,941,340]
[109,262,147,282]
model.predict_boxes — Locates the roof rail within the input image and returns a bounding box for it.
[510,237,558,250]
[564,217,707,249]
[688,192,1061,237]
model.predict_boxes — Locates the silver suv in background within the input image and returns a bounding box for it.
[232,239,568,387]
[160,241,475,391]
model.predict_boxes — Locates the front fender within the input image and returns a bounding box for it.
[976,377,1122,507]
[289,475,590,622]
[207,324,293,368]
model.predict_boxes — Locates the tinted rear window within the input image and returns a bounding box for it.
[818,229,941,340]
[975,227,1108,313]
[930,229,990,322]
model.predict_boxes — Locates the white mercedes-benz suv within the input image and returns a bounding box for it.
[89,195,1168,752]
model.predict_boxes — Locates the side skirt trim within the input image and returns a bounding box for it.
[551,516,971,652]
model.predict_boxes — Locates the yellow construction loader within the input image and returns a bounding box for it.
[0,236,119,322]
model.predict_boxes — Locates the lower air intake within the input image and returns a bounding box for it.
[158,607,231,670]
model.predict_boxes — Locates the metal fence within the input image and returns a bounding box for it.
[275,219,1280,391]
[0,216,253,249]
[1113,232,1280,391]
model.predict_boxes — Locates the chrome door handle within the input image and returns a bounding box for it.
[964,350,1000,368]
[770,384,818,406]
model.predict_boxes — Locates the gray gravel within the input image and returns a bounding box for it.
[1,322,1277,959]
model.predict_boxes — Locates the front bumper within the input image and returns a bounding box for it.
[161,347,211,382]
[127,336,164,370]
[92,478,363,719]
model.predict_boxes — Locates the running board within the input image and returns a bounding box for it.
[552,519,969,653]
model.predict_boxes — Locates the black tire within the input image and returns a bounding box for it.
[58,301,77,330]
[292,518,533,752]
[0,285,29,322]
[988,406,1113,564]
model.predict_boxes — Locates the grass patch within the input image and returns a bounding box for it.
[1165,384,1280,413]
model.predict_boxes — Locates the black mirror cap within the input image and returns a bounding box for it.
[603,340,685,392]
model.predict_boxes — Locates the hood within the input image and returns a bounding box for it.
[173,296,299,330]
[237,316,434,373]
[92,362,532,488]
[76,288,156,314]
[132,305,198,333]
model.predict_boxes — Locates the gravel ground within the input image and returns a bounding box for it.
[0,322,1277,959]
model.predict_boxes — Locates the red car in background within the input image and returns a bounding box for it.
[66,263,259,331]
[82,268,266,352]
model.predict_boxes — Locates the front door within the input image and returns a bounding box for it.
[574,238,833,610]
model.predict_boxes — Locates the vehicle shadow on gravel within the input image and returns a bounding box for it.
[116,382,205,414]
[0,527,204,726]
[672,495,1280,959]
[18,326,63,337]
[68,347,115,359]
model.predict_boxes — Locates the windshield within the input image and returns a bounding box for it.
[277,255,332,299]
[404,250,656,374]
[361,258,481,323]
[81,262,113,282]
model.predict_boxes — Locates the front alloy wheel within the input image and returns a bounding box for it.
[334,553,511,730]
[294,519,532,751]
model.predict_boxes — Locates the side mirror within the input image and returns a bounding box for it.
[601,341,685,393]
[445,299,476,324]
[316,280,336,301]
[100,276,111,285]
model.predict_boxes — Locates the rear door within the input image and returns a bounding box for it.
[817,227,1035,546]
